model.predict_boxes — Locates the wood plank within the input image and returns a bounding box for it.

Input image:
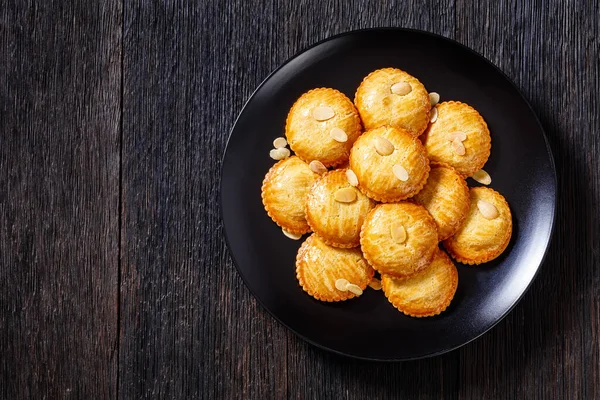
[0,1,122,398]
[119,2,291,398]
[454,0,600,399]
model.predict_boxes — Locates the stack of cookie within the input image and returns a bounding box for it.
[261,68,512,318]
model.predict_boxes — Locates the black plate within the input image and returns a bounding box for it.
[220,28,557,360]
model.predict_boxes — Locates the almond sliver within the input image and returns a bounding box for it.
[477,200,499,219]
[309,160,327,175]
[393,164,409,182]
[311,106,335,121]
[429,92,440,106]
[269,147,290,160]
[390,223,407,243]
[273,137,287,148]
[430,107,438,123]
[374,136,395,156]
[346,283,363,296]
[451,138,466,155]
[472,169,492,185]
[335,278,349,291]
[334,187,357,203]
[346,169,359,186]
[448,131,467,142]
[282,229,302,240]
[391,82,412,95]
[329,127,348,142]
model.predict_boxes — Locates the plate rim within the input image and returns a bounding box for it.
[219,27,558,361]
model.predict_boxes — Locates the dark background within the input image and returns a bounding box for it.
[1,1,598,399]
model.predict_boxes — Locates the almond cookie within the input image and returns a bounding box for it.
[354,68,431,136]
[296,234,374,301]
[261,156,319,234]
[360,203,438,279]
[286,88,362,167]
[421,101,491,177]
[306,169,376,248]
[381,248,458,317]
[443,187,512,264]
[349,125,430,202]
[412,164,471,241]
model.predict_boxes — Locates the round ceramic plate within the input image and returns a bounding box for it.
[220,28,556,360]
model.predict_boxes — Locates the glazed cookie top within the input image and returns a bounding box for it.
[261,156,319,234]
[354,68,431,137]
[412,164,471,241]
[296,234,374,302]
[443,187,512,265]
[360,202,438,279]
[285,88,362,167]
[381,248,458,317]
[306,169,376,248]
[349,125,430,202]
[421,101,491,177]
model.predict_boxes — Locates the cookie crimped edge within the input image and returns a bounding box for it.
[295,235,374,302]
[305,169,370,248]
[426,101,492,178]
[354,67,431,137]
[442,188,512,265]
[418,162,471,241]
[380,249,458,317]
[310,232,359,249]
[261,157,313,235]
[350,134,431,203]
[285,87,362,168]
[358,204,437,279]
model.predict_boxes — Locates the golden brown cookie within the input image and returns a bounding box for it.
[412,164,471,241]
[354,68,431,137]
[285,88,362,167]
[381,248,458,317]
[296,234,375,301]
[421,101,491,177]
[443,187,512,264]
[360,203,438,279]
[349,125,430,202]
[261,156,319,234]
[306,169,376,248]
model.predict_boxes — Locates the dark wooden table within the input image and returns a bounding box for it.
[1,1,599,398]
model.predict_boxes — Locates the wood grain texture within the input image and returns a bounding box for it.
[119,2,228,398]
[0,1,121,399]
[1,0,598,398]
